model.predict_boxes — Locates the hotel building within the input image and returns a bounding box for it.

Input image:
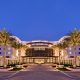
[0,36,80,66]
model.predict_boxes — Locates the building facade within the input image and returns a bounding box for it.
[0,36,80,66]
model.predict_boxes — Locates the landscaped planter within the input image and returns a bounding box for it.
[16,65,23,68]
[57,67,71,71]
[56,65,64,68]
[9,67,23,71]
[66,67,72,71]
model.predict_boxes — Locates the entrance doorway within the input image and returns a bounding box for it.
[22,57,58,64]
[34,59,45,64]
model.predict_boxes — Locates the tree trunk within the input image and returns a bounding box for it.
[3,46,7,68]
[18,49,21,64]
[73,47,76,68]
[59,49,61,66]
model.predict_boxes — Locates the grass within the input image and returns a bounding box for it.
[57,67,71,71]
[10,67,23,71]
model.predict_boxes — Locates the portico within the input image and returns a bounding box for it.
[21,40,59,64]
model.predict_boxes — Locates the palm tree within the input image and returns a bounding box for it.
[11,40,23,64]
[11,37,28,64]
[0,29,12,67]
[53,41,68,65]
[64,28,80,68]
[56,43,65,65]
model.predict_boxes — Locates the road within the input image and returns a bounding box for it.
[0,64,80,80]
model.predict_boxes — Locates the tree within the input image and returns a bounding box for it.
[52,40,68,65]
[11,40,23,64]
[0,29,12,67]
[11,36,28,64]
[64,28,80,68]
[57,43,66,65]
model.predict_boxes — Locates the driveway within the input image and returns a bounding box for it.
[0,64,80,80]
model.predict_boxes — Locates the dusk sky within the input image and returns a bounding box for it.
[0,0,80,41]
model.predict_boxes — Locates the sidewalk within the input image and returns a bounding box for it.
[66,67,80,72]
[0,67,13,71]
[71,69,80,71]
[0,68,9,71]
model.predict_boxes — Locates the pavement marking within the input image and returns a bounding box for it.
[5,71,20,80]
[59,71,75,80]
[2,65,76,80]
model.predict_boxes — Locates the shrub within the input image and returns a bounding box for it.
[7,64,16,67]
[10,67,22,71]
[57,68,70,71]
[23,65,27,68]
[64,64,72,67]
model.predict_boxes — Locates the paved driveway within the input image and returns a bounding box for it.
[0,64,80,80]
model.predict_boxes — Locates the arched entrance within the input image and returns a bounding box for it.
[22,41,58,64]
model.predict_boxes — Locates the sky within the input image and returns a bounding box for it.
[0,0,80,41]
